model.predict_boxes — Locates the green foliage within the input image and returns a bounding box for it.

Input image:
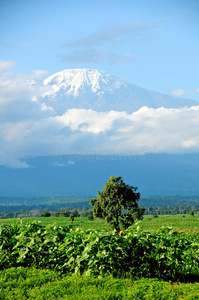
[153,214,158,218]
[90,176,145,232]
[71,209,80,217]
[40,212,51,217]
[0,220,199,282]
[54,212,61,217]
[61,210,71,217]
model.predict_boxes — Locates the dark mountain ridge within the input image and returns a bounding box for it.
[1,153,199,198]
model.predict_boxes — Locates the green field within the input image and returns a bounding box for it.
[0,216,110,231]
[1,214,199,235]
[0,215,199,299]
[140,214,199,235]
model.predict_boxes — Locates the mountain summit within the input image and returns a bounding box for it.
[43,69,120,97]
[42,69,198,114]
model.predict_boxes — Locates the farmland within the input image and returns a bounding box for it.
[1,214,199,235]
[0,215,199,299]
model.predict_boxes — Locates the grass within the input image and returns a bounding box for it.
[1,267,199,300]
[140,214,199,236]
[0,216,111,231]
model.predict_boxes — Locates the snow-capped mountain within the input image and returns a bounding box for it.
[43,69,118,96]
[41,69,198,114]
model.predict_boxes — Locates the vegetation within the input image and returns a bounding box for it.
[40,212,51,217]
[144,204,199,215]
[90,176,145,232]
[1,195,199,219]
[1,182,199,298]
[1,268,199,300]
[0,196,91,218]
[1,214,199,234]
[140,214,199,236]
[0,219,199,282]
[0,216,199,299]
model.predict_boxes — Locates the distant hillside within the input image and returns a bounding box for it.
[1,153,199,198]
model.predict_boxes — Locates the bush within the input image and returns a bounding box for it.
[40,212,51,217]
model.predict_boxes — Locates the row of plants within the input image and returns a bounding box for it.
[0,220,199,282]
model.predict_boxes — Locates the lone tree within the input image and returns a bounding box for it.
[90,176,145,232]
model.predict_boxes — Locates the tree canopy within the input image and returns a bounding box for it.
[90,176,145,232]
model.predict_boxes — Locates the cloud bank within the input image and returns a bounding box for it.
[1,65,199,168]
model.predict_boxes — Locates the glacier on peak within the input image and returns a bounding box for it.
[43,68,124,97]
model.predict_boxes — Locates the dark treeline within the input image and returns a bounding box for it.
[0,206,93,219]
[0,195,199,219]
[145,204,199,215]
[0,204,199,219]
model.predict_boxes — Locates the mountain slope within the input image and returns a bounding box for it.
[1,154,199,197]
[41,69,198,113]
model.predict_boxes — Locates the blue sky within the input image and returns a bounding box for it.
[1,0,199,168]
[0,0,199,100]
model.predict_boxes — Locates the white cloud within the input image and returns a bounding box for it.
[182,139,197,148]
[114,106,199,153]
[0,70,52,121]
[1,104,199,168]
[0,60,17,72]
[32,69,49,78]
[196,88,199,94]
[0,121,33,142]
[54,109,127,133]
[172,89,186,97]
[48,106,199,157]
[53,160,75,167]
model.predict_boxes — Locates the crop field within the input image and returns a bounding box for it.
[1,214,199,235]
[0,214,199,299]
[141,214,199,236]
[0,216,111,232]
